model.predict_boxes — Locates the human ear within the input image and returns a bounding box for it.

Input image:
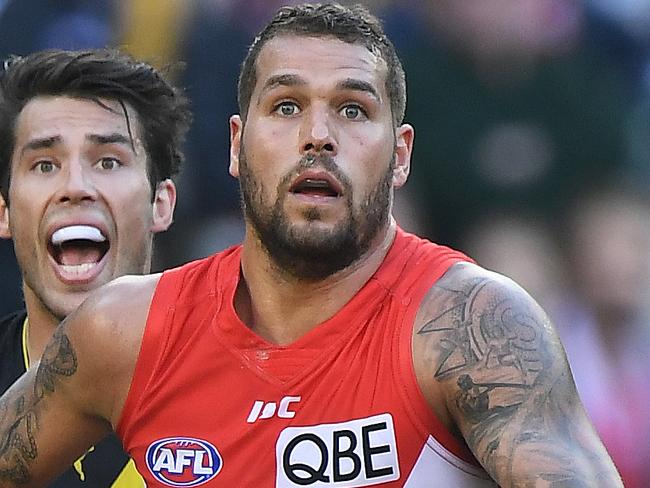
[229,115,243,178]
[0,193,11,239]
[393,124,414,188]
[151,179,176,233]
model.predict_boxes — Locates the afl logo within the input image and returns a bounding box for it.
[146,437,222,486]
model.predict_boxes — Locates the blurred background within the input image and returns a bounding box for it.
[0,0,649,485]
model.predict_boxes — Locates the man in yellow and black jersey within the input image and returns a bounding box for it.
[0,48,191,486]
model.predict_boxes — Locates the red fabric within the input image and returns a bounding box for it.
[117,228,487,486]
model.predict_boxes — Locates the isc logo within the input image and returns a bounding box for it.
[276,413,400,487]
[146,437,222,487]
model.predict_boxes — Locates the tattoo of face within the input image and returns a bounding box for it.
[0,327,78,483]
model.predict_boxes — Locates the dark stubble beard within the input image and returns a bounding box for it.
[238,145,394,281]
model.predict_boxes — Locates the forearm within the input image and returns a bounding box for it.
[0,369,42,486]
[0,326,107,487]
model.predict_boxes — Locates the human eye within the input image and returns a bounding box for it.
[339,103,367,120]
[33,160,57,174]
[95,157,122,171]
[273,101,300,117]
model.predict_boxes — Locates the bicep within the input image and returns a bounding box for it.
[414,264,622,486]
[0,323,110,487]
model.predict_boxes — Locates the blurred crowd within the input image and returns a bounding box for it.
[1,0,649,485]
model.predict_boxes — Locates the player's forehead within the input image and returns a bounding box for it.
[13,96,144,156]
[254,35,389,96]
[17,96,133,133]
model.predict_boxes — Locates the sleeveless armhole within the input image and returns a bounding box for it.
[116,267,185,442]
[110,459,145,487]
[0,311,29,393]
[394,249,481,466]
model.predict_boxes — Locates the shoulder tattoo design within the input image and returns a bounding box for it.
[417,275,612,484]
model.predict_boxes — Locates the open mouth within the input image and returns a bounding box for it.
[290,176,342,198]
[48,225,109,277]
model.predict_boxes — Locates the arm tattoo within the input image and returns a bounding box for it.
[418,276,618,485]
[421,278,545,379]
[34,330,77,399]
[0,327,78,484]
[420,279,546,456]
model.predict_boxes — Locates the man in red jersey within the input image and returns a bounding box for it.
[0,4,622,487]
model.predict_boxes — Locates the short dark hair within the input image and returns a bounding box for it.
[0,48,192,200]
[237,2,406,127]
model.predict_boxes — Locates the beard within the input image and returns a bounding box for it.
[237,145,394,281]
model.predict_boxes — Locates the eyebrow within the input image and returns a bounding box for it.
[258,74,306,102]
[19,133,133,159]
[336,78,380,102]
[86,132,132,148]
[20,136,62,157]
[258,74,381,104]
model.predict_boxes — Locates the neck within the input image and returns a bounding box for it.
[236,219,398,345]
[22,283,63,363]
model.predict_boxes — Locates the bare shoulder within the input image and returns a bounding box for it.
[67,272,162,359]
[85,272,162,314]
[411,262,558,438]
[412,262,622,485]
[61,273,163,423]
[413,261,560,389]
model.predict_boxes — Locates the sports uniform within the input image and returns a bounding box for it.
[0,311,144,487]
[118,228,496,487]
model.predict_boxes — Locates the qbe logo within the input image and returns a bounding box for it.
[146,437,222,487]
[276,413,400,487]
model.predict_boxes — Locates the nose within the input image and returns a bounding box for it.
[300,106,338,156]
[55,160,98,204]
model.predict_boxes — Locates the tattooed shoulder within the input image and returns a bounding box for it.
[413,263,623,485]
[413,262,567,474]
[418,263,552,387]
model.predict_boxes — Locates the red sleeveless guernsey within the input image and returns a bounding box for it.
[117,228,496,487]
